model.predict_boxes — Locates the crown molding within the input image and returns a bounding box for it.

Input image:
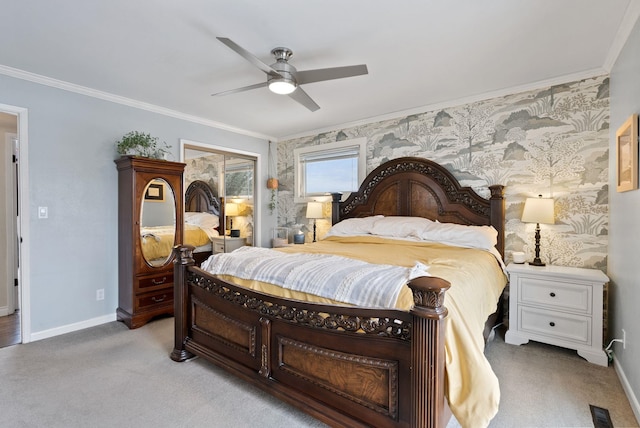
[602,1,640,72]
[0,64,274,142]
[279,68,608,141]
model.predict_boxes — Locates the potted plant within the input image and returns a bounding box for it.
[116,131,170,159]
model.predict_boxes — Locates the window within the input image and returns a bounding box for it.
[294,138,366,200]
[222,159,254,198]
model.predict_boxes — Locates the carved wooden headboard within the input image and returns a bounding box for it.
[185,180,221,216]
[331,157,506,257]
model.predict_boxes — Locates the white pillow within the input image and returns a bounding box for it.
[185,212,219,229]
[325,215,383,237]
[420,221,497,250]
[369,216,435,239]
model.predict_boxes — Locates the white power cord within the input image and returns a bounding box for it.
[604,338,624,362]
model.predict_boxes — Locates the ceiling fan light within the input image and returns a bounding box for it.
[269,80,296,95]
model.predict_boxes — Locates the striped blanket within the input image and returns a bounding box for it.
[200,246,430,308]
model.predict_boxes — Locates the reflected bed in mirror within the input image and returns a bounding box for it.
[184,180,222,265]
[140,178,176,267]
[139,179,222,267]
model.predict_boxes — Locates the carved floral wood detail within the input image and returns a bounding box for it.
[189,272,412,340]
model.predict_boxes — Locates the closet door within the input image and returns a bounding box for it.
[221,155,255,247]
[183,146,257,250]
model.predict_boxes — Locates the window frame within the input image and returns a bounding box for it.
[293,138,367,202]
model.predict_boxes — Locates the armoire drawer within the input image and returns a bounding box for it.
[135,288,174,311]
[136,272,174,291]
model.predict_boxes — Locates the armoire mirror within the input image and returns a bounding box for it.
[140,177,176,266]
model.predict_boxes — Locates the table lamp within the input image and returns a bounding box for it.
[521,195,554,266]
[225,202,239,237]
[305,201,323,242]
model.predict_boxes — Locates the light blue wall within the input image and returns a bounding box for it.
[609,17,640,420]
[0,74,274,333]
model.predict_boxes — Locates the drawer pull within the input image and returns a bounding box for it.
[549,321,555,327]
[549,292,556,297]
[151,294,167,303]
[152,277,167,285]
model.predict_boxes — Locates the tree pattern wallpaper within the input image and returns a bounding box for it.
[276,75,610,270]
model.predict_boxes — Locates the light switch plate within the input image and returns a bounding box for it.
[38,206,48,219]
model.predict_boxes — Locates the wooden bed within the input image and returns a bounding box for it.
[184,180,222,265]
[171,157,505,428]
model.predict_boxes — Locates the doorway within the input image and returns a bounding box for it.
[0,103,29,347]
[0,111,19,347]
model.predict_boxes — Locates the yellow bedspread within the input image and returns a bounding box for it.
[210,235,507,428]
[141,224,211,261]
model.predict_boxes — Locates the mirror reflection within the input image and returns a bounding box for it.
[140,178,176,266]
[184,146,256,248]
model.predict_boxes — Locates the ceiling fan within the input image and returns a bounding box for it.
[212,37,368,112]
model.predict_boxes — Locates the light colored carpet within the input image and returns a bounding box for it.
[0,318,637,427]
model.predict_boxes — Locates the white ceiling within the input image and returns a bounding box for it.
[1,1,638,141]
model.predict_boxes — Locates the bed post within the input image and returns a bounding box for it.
[170,245,195,362]
[407,276,450,428]
[489,185,505,258]
[330,192,342,225]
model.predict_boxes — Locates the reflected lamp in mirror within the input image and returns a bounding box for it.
[521,195,554,266]
[225,202,240,236]
[306,201,323,242]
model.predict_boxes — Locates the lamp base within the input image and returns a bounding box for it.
[529,258,546,267]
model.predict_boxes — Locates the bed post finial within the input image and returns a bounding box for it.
[171,245,195,362]
[407,276,450,428]
[331,193,342,225]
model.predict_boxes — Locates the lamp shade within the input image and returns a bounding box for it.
[521,196,554,225]
[225,203,239,217]
[306,201,323,219]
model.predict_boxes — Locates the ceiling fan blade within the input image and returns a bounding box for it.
[288,87,320,112]
[217,37,281,78]
[296,64,368,85]
[211,82,267,97]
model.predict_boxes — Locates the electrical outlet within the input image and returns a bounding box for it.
[96,289,104,301]
[622,329,626,350]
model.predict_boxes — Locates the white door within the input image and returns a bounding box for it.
[1,115,17,318]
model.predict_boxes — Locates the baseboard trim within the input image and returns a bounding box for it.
[613,355,640,425]
[30,313,117,342]
[0,306,9,317]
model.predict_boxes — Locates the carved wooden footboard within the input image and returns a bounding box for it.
[171,245,450,428]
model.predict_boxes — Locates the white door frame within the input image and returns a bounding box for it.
[0,103,30,343]
[3,132,17,316]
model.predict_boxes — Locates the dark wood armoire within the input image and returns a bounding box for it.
[115,155,185,329]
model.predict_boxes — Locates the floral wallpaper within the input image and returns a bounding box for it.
[276,75,610,270]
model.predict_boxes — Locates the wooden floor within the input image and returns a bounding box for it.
[0,312,21,348]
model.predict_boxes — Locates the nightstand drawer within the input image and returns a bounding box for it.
[518,277,591,314]
[519,306,591,345]
[212,237,246,254]
[213,241,225,253]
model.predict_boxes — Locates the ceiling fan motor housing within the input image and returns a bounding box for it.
[268,47,297,93]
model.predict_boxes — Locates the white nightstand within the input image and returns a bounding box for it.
[505,263,609,366]
[211,236,246,254]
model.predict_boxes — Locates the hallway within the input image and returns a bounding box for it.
[0,312,20,348]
